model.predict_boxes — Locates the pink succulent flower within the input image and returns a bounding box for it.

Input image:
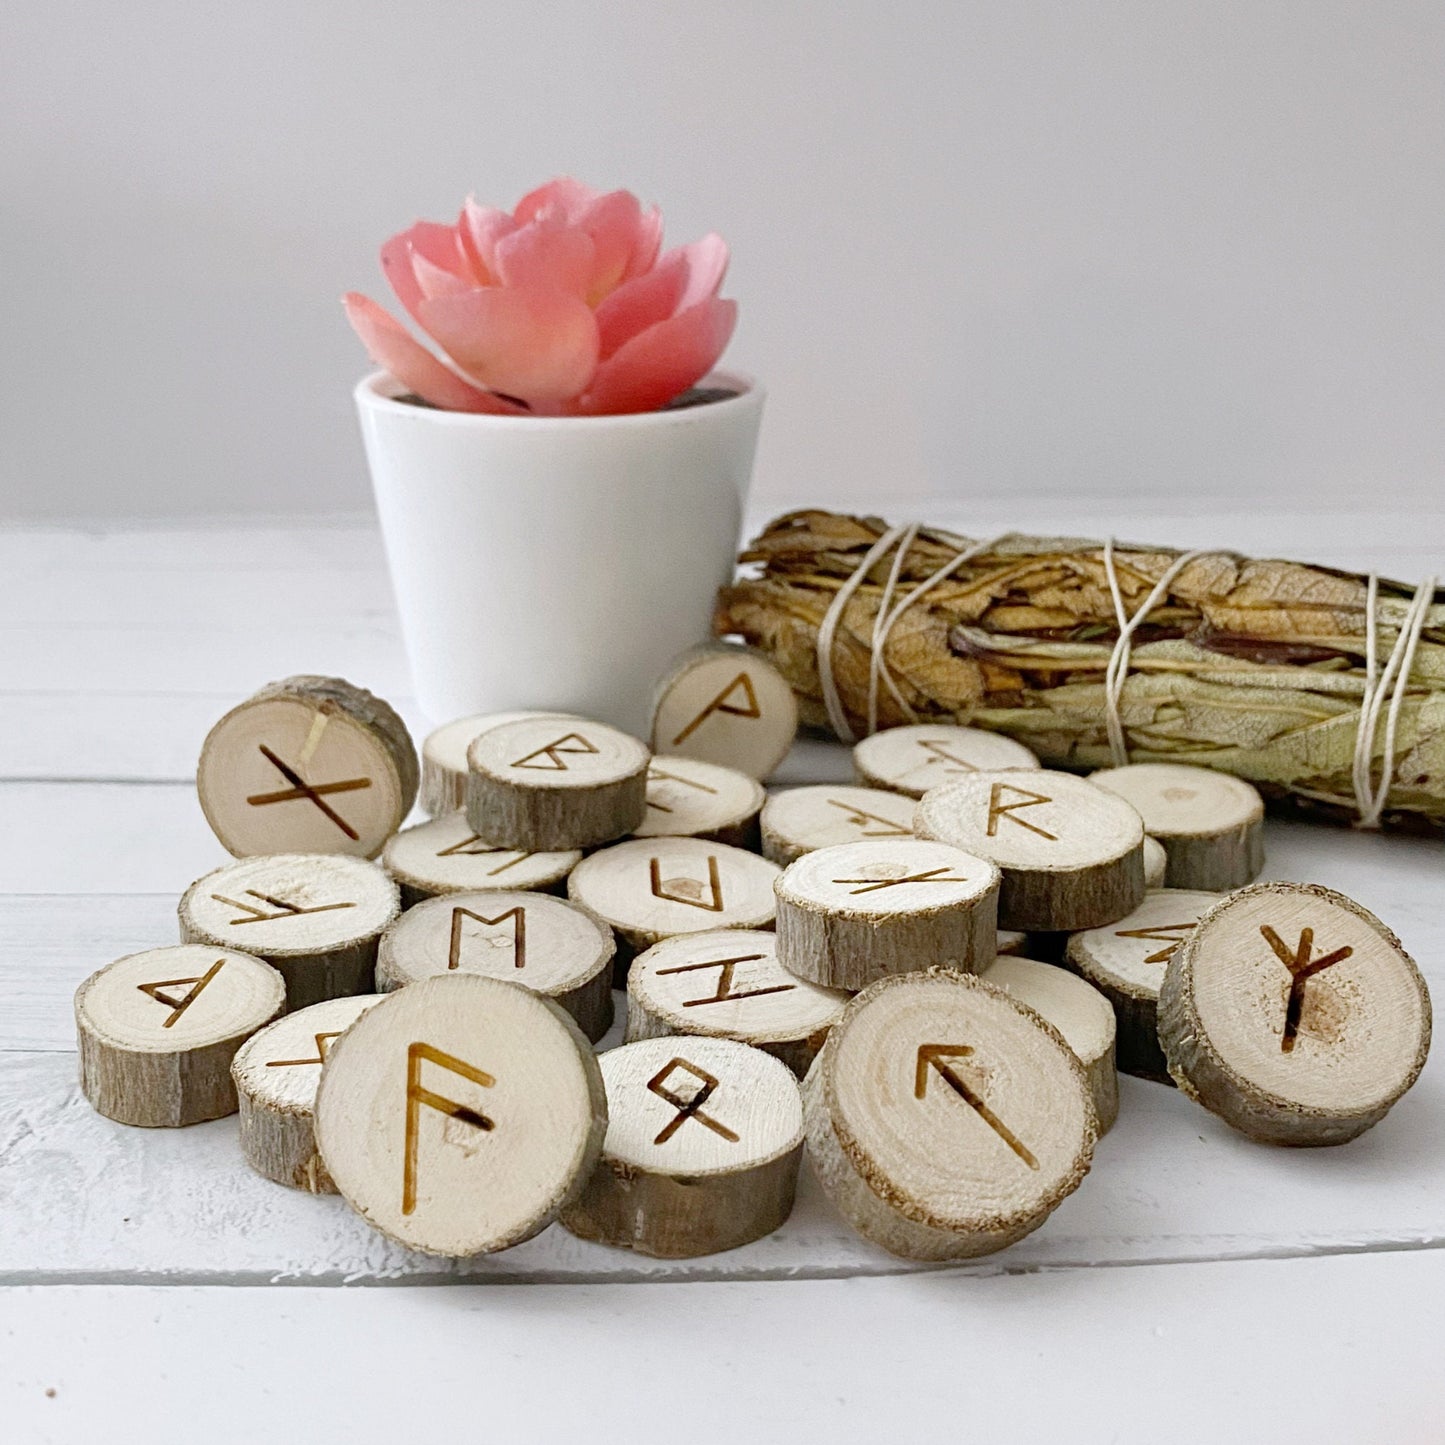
[344,177,737,416]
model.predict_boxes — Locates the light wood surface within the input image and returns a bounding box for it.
[314,974,608,1256]
[197,674,417,859]
[1090,762,1265,891]
[75,944,285,1127]
[375,890,614,1041]
[759,783,915,865]
[775,837,1000,990]
[1142,834,1168,888]
[178,853,400,1010]
[231,994,386,1191]
[567,836,782,970]
[804,969,1097,1260]
[6,512,1445,1434]
[560,1037,804,1257]
[1159,882,1432,1145]
[382,810,580,906]
[1065,888,1224,1080]
[421,710,577,816]
[626,928,848,1076]
[853,723,1040,798]
[466,716,650,850]
[982,955,1119,1131]
[915,769,1146,930]
[632,755,766,847]
[651,642,798,779]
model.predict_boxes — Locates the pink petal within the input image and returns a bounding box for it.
[417,285,600,405]
[343,294,520,414]
[493,223,596,298]
[623,206,664,282]
[593,235,730,359]
[514,176,602,225]
[461,201,514,282]
[381,221,481,325]
[412,251,477,301]
[577,190,644,303]
[579,297,737,415]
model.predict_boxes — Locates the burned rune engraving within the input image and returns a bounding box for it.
[646,1057,740,1144]
[830,866,968,896]
[247,744,371,841]
[823,797,912,838]
[985,782,1058,841]
[402,1042,496,1215]
[649,855,725,912]
[449,905,527,971]
[137,959,226,1029]
[1260,925,1353,1053]
[915,1044,1039,1169]
[671,671,761,746]
[510,732,599,771]
[1114,921,1198,965]
[267,1031,344,1067]
[655,952,796,1009]
[212,890,357,926]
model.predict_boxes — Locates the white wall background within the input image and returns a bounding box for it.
[3,1,1444,521]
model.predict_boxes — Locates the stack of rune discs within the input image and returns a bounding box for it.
[67,650,1432,1271]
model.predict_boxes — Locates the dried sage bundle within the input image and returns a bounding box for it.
[715,511,1445,833]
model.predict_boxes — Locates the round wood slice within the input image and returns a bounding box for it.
[632,756,766,849]
[1065,888,1224,1081]
[382,811,581,907]
[314,974,608,1257]
[567,836,782,976]
[231,994,386,1191]
[1142,835,1168,889]
[915,770,1146,932]
[197,675,418,860]
[759,784,915,866]
[178,854,400,1010]
[1090,763,1265,891]
[775,838,1000,992]
[981,956,1119,1132]
[466,717,649,851]
[559,1037,804,1258]
[997,929,1029,956]
[626,929,849,1077]
[803,969,1096,1261]
[650,643,798,779]
[853,723,1040,799]
[1158,882,1432,1146]
[375,890,615,1043]
[421,710,579,818]
[76,945,285,1127]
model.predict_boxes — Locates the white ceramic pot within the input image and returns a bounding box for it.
[354,369,764,734]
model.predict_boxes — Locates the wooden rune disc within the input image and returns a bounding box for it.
[466,716,650,851]
[775,838,1000,992]
[626,929,849,1078]
[650,643,798,780]
[375,890,615,1043]
[1142,834,1168,889]
[1089,762,1265,892]
[914,770,1146,932]
[382,811,581,908]
[803,969,1096,1261]
[315,974,608,1257]
[421,710,580,818]
[759,784,915,867]
[197,675,418,860]
[231,994,386,1192]
[559,1037,804,1258]
[853,723,1040,799]
[178,854,400,1010]
[631,756,766,849]
[997,929,1028,956]
[1158,882,1432,1146]
[567,836,782,974]
[981,956,1119,1132]
[1065,888,1224,1081]
[75,945,285,1127]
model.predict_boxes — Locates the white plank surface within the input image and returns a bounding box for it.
[2,516,1441,1305]
[5,1252,1445,1445]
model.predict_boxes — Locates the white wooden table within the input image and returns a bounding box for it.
[3,505,1443,1442]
